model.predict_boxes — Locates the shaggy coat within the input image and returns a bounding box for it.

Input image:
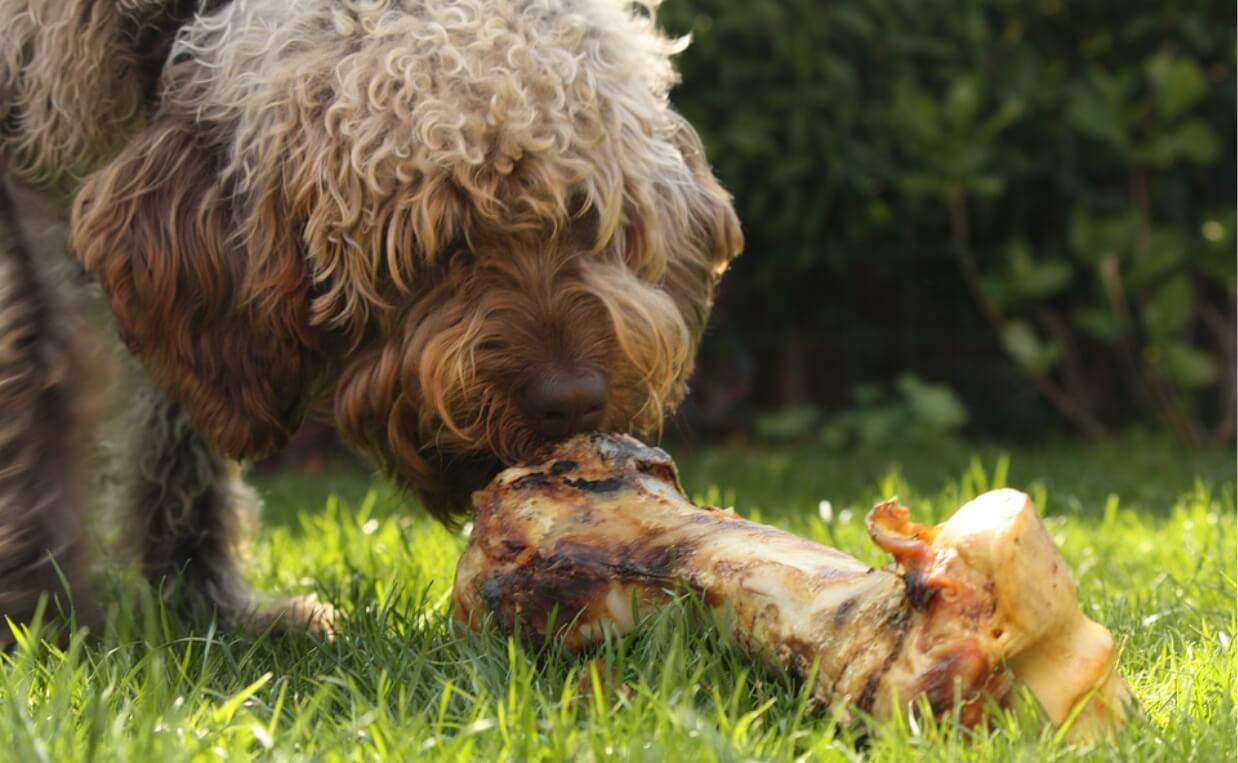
[0,0,740,634]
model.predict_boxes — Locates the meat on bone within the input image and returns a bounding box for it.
[453,434,1131,739]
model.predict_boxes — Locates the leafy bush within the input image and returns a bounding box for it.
[754,374,969,448]
[661,0,1235,443]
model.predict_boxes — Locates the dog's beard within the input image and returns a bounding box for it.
[333,255,693,519]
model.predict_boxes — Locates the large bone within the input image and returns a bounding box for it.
[453,434,1130,738]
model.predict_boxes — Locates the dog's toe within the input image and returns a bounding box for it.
[243,594,338,641]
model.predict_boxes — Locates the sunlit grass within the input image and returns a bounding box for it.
[2,438,1233,761]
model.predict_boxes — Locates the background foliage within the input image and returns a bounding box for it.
[659,0,1235,445]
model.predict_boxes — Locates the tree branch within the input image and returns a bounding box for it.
[946,187,1108,439]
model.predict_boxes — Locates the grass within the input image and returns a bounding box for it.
[2,436,1234,761]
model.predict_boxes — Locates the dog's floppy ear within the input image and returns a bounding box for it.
[662,117,744,342]
[72,122,322,459]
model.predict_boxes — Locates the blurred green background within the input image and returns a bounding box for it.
[657,0,1235,450]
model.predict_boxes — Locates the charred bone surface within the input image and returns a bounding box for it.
[453,433,1131,739]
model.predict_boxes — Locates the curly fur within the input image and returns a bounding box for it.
[0,0,740,628]
[0,0,201,189]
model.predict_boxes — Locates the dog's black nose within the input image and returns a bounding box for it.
[524,369,608,438]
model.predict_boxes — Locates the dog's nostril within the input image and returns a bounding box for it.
[524,369,608,438]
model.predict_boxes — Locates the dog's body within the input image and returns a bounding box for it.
[0,0,740,634]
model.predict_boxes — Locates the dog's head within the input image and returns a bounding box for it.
[71,0,741,517]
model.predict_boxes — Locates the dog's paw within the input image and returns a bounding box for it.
[242,594,338,641]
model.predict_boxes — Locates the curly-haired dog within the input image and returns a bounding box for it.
[0,0,741,637]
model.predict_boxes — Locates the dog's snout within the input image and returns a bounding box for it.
[524,369,608,438]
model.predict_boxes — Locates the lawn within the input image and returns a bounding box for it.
[2,437,1234,761]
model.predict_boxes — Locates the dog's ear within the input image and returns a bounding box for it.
[71,122,322,459]
[661,117,744,342]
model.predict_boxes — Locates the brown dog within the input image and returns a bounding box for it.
[0,0,740,636]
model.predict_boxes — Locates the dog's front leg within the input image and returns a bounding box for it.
[117,385,334,637]
[0,183,95,645]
